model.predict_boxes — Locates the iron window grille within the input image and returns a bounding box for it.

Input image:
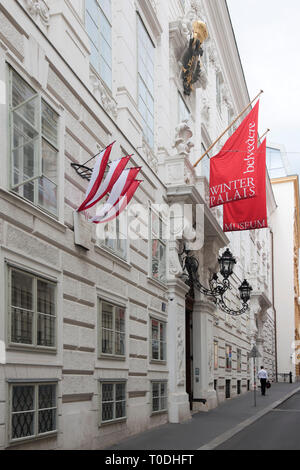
[100,382,126,424]
[8,267,57,350]
[9,383,57,443]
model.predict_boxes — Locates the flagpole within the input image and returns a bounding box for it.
[259,128,270,143]
[193,90,264,168]
[82,140,116,166]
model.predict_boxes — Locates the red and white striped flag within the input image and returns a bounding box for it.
[92,167,141,220]
[77,142,114,213]
[91,180,142,224]
[78,154,132,212]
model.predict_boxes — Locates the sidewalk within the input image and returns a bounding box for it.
[108,382,300,450]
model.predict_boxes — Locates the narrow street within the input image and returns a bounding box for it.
[108,383,300,451]
[217,390,300,450]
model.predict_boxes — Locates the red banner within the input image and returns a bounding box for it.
[223,139,267,232]
[210,101,260,208]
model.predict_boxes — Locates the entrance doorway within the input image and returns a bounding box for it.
[185,293,194,410]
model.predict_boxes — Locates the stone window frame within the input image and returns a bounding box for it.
[6,264,58,354]
[7,380,58,445]
[98,379,127,426]
[151,380,168,415]
[8,66,60,218]
[149,315,167,364]
[98,298,126,361]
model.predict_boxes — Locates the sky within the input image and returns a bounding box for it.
[227,0,300,175]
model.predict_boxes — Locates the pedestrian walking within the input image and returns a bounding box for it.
[258,366,268,396]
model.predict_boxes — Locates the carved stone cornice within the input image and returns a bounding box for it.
[25,0,50,26]
[89,69,118,120]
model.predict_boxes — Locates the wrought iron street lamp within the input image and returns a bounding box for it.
[179,245,252,316]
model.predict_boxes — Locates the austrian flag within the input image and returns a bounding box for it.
[209,101,260,208]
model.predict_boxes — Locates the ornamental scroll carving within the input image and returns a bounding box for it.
[89,69,118,119]
[25,0,50,25]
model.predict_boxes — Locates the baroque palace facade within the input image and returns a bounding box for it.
[0,0,276,449]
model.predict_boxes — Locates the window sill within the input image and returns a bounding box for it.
[147,276,168,291]
[151,410,168,417]
[7,431,58,448]
[0,189,66,233]
[150,360,167,366]
[99,417,127,428]
[95,245,131,271]
[7,344,57,355]
[98,354,126,362]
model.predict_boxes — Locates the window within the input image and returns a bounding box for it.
[9,383,57,442]
[103,217,127,260]
[99,300,125,357]
[150,209,166,283]
[226,345,232,370]
[9,69,59,216]
[214,341,218,370]
[152,382,167,413]
[178,93,190,124]
[216,73,222,113]
[8,267,56,350]
[151,318,166,362]
[138,15,155,149]
[86,0,112,89]
[100,382,126,423]
[237,348,242,373]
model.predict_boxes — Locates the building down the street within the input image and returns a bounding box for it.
[0,0,279,449]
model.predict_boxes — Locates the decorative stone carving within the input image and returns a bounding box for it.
[177,323,185,386]
[89,69,118,120]
[201,97,210,125]
[142,138,158,173]
[25,0,50,25]
[174,119,194,157]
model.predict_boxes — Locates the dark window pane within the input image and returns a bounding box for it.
[39,385,56,409]
[12,386,34,412]
[38,409,56,434]
[12,412,34,439]
[102,402,113,421]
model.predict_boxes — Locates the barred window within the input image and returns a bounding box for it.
[151,209,166,283]
[86,0,112,89]
[9,267,56,349]
[10,383,57,442]
[214,341,218,370]
[152,382,167,414]
[151,318,166,362]
[100,382,126,423]
[138,15,155,149]
[99,300,125,357]
[10,68,59,216]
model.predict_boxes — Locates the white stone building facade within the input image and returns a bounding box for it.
[0,0,276,450]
